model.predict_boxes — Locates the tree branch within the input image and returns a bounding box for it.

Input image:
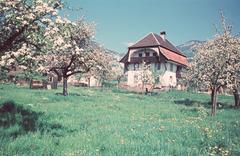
[0,1,61,54]
[49,67,62,81]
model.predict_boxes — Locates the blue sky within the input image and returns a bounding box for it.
[62,0,240,53]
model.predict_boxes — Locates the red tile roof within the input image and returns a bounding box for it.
[129,33,185,55]
[153,33,184,55]
[120,32,188,66]
[159,47,188,66]
[129,33,160,48]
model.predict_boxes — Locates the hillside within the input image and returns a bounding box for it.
[177,40,205,59]
[91,41,122,61]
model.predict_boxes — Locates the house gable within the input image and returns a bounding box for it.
[129,33,160,48]
[120,32,188,67]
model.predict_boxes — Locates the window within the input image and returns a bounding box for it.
[170,63,174,71]
[155,63,161,70]
[134,75,138,84]
[158,63,161,70]
[153,52,157,57]
[155,76,160,83]
[169,76,173,87]
[134,63,139,71]
[145,52,150,57]
[138,53,142,57]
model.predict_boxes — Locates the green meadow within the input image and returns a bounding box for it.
[0,84,239,156]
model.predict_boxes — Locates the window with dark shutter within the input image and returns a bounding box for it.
[170,63,174,71]
[145,52,150,57]
[155,63,161,70]
[158,63,161,70]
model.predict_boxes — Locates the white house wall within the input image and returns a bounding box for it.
[161,62,177,87]
[126,62,177,87]
[69,76,101,87]
[89,76,101,87]
[129,47,159,58]
[127,70,139,86]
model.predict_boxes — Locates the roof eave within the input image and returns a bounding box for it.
[168,59,188,67]
[159,45,187,57]
[119,50,130,63]
[128,45,160,49]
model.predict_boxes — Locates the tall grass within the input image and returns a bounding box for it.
[0,84,239,155]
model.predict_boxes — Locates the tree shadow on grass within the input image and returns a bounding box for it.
[0,101,42,132]
[55,92,81,96]
[174,98,234,109]
[112,88,141,95]
[0,101,66,138]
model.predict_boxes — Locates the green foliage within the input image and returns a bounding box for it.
[16,70,45,81]
[0,68,7,81]
[0,84,239,155]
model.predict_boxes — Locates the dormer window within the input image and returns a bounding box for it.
[145,52,150,57]
[138,53,142,57]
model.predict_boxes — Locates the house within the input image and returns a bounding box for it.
[120,31,188,89]
[68,74,102,87]
[77,74,101,87]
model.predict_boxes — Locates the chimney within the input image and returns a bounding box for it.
[160,31,166,41]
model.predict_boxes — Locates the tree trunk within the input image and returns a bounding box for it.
[52,77,58,89]
[117,79,120,89]
[87,78,90,87]
[63,77,68,96]
[233,88,240,108]
[211,87,217,116]
[29,79,33,89]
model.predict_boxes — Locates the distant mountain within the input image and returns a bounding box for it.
[105,49,122,61]
[177,40,205,58]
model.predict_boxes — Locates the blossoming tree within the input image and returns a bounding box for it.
[137,61,153,94]
[112,61,124,89]
[0,0,63,81]
[0,0,109,96]
[0,0,62,55]
[41,18,109,96]
[188,13,240,115]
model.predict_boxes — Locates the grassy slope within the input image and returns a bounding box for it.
[0,84,239,156]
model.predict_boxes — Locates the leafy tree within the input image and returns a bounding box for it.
[0,67,7,82]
